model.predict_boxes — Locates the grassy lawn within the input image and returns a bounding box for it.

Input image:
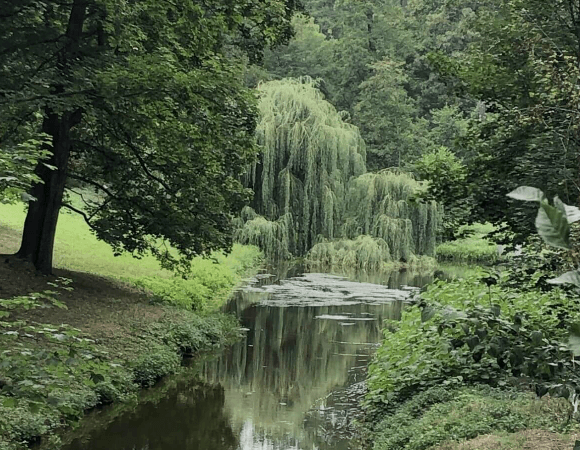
[1,202,170,278]
[1,202,249,280]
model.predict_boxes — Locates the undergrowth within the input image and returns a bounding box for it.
[365,262,580,449]
[0,287,240,450]
[132,245,262,310]
[436,223,499,263]
[371,385,573,450]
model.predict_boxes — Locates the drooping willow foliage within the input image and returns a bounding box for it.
[236,78,443,264]
[239,77,366,256]
[340,171,443,260]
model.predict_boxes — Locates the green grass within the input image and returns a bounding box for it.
[1,202,170,278]
[0,202,262,310]
[436,223,499,264]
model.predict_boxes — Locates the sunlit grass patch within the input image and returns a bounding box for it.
[436,223,499,263]
[0,202,262,310]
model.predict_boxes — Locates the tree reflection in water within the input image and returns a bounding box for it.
[201,275,409,450]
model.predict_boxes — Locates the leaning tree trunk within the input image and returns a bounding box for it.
[16,0,87,274]
[16,112,77,274]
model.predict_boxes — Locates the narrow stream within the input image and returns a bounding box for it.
[62,269,436,450]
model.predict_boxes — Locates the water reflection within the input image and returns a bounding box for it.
[60,270,435,450]
[63,381,238,450]
[199,273,414,450]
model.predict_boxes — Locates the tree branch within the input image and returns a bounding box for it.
[61,203,99,232]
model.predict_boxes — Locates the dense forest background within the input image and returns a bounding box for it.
[248,0,580,244]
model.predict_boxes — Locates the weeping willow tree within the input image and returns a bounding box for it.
[238,77,366,257]
[340,171,442,259]
[236,78,443,265]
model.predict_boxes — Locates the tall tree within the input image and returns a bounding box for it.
[0,0,300,273]
[432,0,580,238]
[353,59,426,169]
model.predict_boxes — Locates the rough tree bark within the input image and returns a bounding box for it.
[16,1,87,274]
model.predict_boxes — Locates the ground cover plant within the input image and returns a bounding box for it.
[364,270,580,449]
[371,385,573,450]
[0,205,262,449]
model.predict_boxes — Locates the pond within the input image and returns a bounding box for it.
[61,269,437,450]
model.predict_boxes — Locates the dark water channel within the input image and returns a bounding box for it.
[62,270,436,450]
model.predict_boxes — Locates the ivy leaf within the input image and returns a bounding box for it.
[531,331,543,346]
[421,306,436,322]
[2,397,17,407]
[507,186,545,202]
[547,270,580,288]
[535,202,570,249]
[90,372,105,384]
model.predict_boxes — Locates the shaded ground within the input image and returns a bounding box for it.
[434,429,580,449]
[0,224,166,356]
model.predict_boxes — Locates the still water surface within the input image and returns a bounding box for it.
[62,269,435,450]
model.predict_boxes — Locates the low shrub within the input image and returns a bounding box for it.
[133,244,262,310]
[132,345,181,387]
[372,385,572,450]
[366,273,580,420]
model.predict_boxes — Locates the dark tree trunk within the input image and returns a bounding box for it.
[16,112,78,274]
[15,0,87,274]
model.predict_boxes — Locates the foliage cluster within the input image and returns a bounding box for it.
[0,134,50,204]
[371,385,573,450]
[413,148,472,239]
[306,235,436,272]
[133,245,262,311]
[366,271,580,449]
[0,289,240,450]
[435,223,499,263]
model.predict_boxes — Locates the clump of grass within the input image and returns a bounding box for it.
[436,223,499,263]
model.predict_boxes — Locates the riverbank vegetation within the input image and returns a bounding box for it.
[0,206,262,449]
[364,190,580,448]
[435,223,499,264]
[4,0,580,448]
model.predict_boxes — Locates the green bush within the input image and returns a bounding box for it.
[366,273,580,419]
[435,223,499,263]
[133,244,262,310]
[372,385,571,450]
[132,346,181,387]
[133,276,211,310]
